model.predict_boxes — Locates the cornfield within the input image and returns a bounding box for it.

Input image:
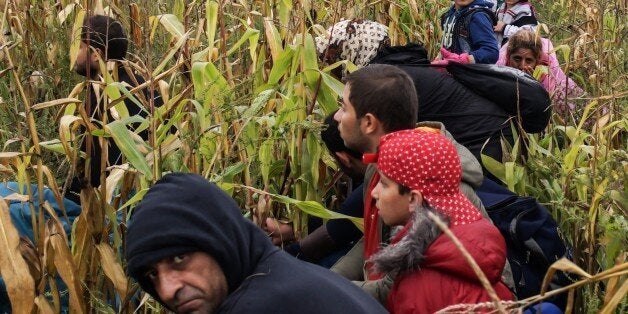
[0,0,625,313]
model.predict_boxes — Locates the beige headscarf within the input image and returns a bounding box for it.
[315,19,389,67]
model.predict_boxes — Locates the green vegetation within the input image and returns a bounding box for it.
[0,0,625,312]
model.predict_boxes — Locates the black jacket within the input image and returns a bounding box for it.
[67,65,160,203]
[371,45,513,162]
[126,173,387,314]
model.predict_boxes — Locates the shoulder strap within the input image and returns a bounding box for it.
[459,7,497,31]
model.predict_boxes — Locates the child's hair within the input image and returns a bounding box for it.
[506,29,542,60]
[81,15,128,60]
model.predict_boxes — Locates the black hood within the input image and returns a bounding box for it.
[369,43,431,66]
[125,173,276,300]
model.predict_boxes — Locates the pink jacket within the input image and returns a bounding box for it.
[497,37,584,116]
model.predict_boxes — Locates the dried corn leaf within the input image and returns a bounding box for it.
[32,98,81,110]
[0,199,35,313]
[96,243,128,299]
[49,221,86,313]
[69,9,85,71]
[35,295,55,314]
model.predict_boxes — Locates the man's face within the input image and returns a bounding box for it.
[147,251,228,314]
[74,42,99,77]
[334,85,369,153]
[371,172,414,226]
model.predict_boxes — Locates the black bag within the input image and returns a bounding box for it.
[476,178,573,309]
[445,62,552,133]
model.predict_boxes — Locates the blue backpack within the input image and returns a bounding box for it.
[476,178,573,309]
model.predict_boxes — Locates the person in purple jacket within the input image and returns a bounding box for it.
[437,0,500,64]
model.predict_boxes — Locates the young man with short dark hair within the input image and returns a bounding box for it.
[331,64,486,302]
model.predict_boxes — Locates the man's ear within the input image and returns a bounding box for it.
[408,190,423,213]
[334,151,353,169]
[361,113,380,135]
[89,47,103,62]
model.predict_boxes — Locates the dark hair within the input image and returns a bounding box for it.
[345,64,418,133]
[321,112,362,159]
[81,15,128,60]
[398,183,411,195]
[507,29,542,60]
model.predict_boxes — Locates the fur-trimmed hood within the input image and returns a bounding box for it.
[371,208,507,284]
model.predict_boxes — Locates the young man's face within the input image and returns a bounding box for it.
[333,84,369,153]
[371,172,414,227]
[147,251,228,314]
[454,0,475,9]
[74,42,100,78]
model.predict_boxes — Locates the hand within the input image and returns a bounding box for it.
[522,65,534,75]
[263,217,295,245]
[431,48,471,65]
[494,21,506,33]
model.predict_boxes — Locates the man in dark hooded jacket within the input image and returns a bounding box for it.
[125,173,387,313]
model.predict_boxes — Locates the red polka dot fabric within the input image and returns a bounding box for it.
[376,129,482,226]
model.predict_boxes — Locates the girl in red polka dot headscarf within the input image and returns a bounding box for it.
[369,129,513,313]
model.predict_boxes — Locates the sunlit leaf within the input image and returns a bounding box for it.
[206,0,219,50]
[69,9,86,71]
[150,14,185,39]
[264,19,283,61]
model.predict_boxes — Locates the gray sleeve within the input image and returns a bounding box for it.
[331,237,365,281]
[352,274,394,305]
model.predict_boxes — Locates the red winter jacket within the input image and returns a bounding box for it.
[371,213,513,313]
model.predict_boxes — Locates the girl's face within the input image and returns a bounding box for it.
[508,48,539,74]
[371,172,415,227]
[505,0,521,6]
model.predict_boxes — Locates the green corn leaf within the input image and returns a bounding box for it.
[268,47,296,86]
[206,1,219,50]
[319,70,344,98]
[105,120,152,180]
[39,139,66,155]
[259,139,273,187]
[226,28,260,57]
[306,132,321,187]
[192,61,230,100]
[244,89,275,119]
[274,196,363,230]
[152,30,190,76]
[481,154,506,184]
[214,162,246,183]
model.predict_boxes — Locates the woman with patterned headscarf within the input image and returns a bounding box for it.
[315,19,517,166]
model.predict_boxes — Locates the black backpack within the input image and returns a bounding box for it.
[440,6,497,54]
[445,62,552,133]
[476,178,573,309]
